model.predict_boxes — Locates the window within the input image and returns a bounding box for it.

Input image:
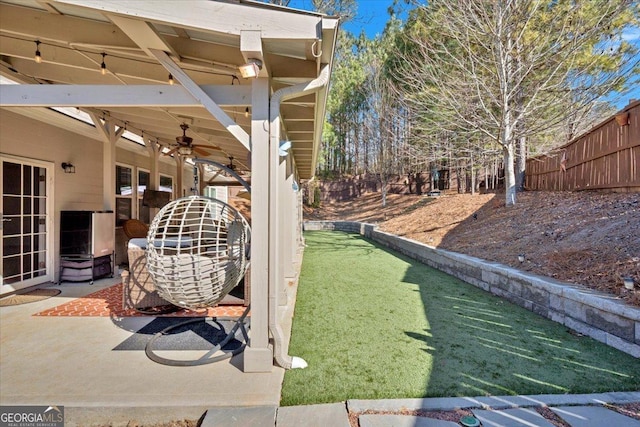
[116,167,173,226]
[115,164,132,226]
[138,169,150,224]
[159,174,173,197]
[203,186,228,204]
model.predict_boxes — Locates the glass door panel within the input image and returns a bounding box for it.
[1,156,52,293]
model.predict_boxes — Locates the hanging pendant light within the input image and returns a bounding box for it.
[100,53,107,75]
[34,40,42,63]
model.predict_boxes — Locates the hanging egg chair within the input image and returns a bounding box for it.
[145,195,250,310]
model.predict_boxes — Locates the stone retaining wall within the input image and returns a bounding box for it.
[303,220,640,358]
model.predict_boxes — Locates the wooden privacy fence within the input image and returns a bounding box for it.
[526,100,639,192]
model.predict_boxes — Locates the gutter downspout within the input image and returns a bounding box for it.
[268,64,330,369]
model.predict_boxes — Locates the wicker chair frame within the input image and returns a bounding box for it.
[145,196,251,310]
[122,219,149,239]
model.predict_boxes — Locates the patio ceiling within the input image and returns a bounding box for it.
[0,0,338,178]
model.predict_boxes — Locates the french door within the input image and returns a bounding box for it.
[1,155,54,294]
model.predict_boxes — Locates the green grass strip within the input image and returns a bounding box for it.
[280,231,640,406]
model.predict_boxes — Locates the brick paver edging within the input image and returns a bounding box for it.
[303,221,640,358]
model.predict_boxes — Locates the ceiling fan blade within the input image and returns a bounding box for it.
[165,147,179,155]
[192,144,221,152]
[192,147,213,156]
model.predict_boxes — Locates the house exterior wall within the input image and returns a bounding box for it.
[0,110,181,279]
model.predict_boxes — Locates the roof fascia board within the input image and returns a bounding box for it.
[0,84,252,107]
[51,0,322,40]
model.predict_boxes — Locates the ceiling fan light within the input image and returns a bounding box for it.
[178,146,192,155]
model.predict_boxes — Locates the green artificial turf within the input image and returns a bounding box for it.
[280,231,640,406]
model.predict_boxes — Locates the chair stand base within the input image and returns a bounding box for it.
[145,305,250,366]
[135,304,180,315]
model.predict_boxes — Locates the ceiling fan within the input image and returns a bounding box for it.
[166,124,220,157]
[226,156,237,171]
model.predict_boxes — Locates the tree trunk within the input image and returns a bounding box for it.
[503,143,517,206]
[448,146,453,190]
[381,178,387,208]
[483,165,487,191]
[470,153,476,195]
[516,134,526,192]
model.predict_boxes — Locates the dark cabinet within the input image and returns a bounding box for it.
[59,211,115,284]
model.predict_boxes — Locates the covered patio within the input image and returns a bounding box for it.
[0,0,338,379]
[0,276,291,424]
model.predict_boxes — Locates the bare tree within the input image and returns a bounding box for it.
[361,39,401,207]
[393,0,638,206]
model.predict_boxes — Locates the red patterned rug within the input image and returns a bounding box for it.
[34,283,249,318]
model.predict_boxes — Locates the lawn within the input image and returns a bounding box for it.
[280,231,640,406]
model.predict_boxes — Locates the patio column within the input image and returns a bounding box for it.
[102,130,117,212]
[197,163,207,195]
[244,76,273,372]
[278,156,289,304]
[283,157,296,282]
[174,155,185,198]
[297,179,304,247]
[88,113,124,212]
[144,137,160,190]
[144,136,161,219]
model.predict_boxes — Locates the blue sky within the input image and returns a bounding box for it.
[289,0,397,38]
[289,0,638,109]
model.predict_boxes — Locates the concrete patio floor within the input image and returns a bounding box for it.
[0,275,291,425]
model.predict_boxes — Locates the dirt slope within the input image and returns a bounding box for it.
[305,191,640,307]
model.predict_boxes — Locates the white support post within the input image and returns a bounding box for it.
[89,113,124,211]
[144,138,160,190]
[102,132,117,212]
[244,77,273,372]
[197,164,206,195]
[174,155,185,198]
[297,180,304,247]
[144,136,161,219]
[278,156,289,304]
[284,159,296,280]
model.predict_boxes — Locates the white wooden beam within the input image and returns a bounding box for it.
[0,84,251,107]
[36,1,62,14]
[51,0,321,39]
[107,14,178,58]
[149,49,250,151]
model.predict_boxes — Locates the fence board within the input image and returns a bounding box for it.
[525,101,640,191]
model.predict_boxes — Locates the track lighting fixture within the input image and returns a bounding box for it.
[101,53,107,75]
[168,73,174,85]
